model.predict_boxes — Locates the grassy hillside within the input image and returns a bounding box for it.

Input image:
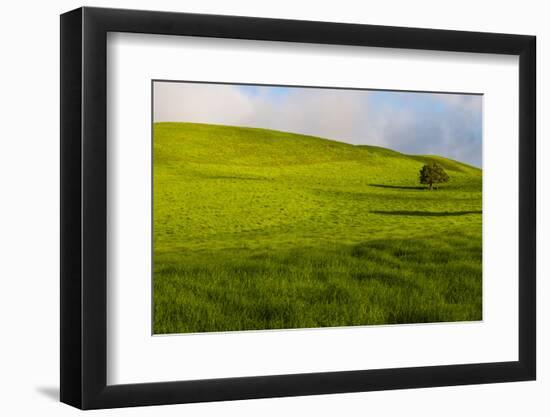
[153,122,482,334]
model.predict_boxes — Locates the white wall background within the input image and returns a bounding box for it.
[0,0,545,415]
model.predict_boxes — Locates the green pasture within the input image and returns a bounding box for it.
[153,122,482,333]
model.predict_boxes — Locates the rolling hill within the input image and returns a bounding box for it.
[153,122,482,334]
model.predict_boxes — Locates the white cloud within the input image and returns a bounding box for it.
[153,82,254,125]
[154,83,368,142]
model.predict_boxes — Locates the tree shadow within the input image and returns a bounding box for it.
[371,210,482,217]
[369,183,426,190]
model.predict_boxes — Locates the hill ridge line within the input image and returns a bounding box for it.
[154,121,481,172]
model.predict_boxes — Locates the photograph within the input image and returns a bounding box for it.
[152,81,483,334]
[52,3,539,412]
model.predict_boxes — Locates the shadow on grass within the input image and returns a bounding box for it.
[371,210,482,217]
[369,183,426,190]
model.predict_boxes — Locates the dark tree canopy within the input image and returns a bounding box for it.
[419,162,449,190]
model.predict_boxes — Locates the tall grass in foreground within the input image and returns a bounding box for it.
[154,231,481,333]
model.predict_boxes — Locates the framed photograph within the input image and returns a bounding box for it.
[60,6,536,409]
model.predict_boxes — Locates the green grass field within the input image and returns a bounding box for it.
[153,122,482,334]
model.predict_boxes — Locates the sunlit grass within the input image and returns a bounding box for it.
[153,122,482,334]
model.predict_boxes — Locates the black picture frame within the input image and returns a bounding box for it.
[60,6,536,410]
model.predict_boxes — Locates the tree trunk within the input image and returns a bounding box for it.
[428,183,433,190]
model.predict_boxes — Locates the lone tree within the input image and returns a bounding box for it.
[419,162,449,190]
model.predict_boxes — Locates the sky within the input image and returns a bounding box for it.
[153,82,482,167]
